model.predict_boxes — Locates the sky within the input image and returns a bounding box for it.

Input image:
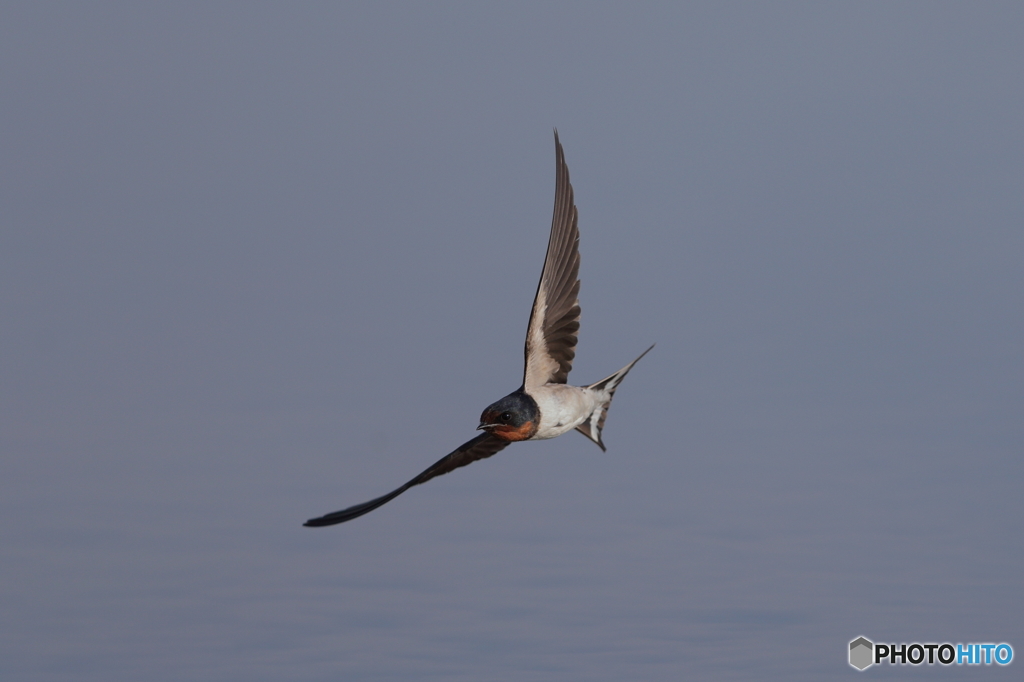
[2,3,1022,680]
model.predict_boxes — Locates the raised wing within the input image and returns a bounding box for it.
[523,131,581,390]
[303,433,510,527]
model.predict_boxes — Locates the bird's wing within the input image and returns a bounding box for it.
[523,131,582,391]
[303,433,510,527]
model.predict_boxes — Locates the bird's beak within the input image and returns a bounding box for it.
[477,422,494,431]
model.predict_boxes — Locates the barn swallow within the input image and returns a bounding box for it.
[304,132,652,527]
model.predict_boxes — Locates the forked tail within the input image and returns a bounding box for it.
[575,344,654,451]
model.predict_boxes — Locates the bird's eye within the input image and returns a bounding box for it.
[500,412,513,422]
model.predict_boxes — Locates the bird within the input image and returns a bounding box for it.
[303,132,653,527]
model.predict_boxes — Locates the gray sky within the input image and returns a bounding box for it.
[2,3,1021,680]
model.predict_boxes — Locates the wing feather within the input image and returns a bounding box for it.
[303,433,510,527]
[523,131,582,389]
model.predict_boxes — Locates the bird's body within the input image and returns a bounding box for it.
[304,132,652,527]
[531,383,598,440]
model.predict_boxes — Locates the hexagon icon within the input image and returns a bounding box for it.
[849,637,874,670]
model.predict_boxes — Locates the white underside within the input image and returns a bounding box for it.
[526,383,607,440]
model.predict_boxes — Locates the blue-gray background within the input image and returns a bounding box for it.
[2,3,1021,680]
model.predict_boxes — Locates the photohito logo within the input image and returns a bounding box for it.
[849,636,1013,671]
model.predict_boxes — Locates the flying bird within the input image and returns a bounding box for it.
[304,132,652,527]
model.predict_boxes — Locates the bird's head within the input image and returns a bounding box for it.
[478,391,540,442]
